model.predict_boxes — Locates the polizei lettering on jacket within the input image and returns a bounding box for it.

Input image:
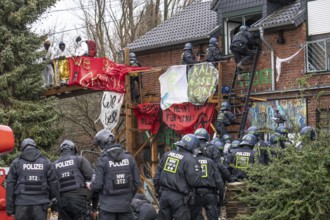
[236,152,251,156]
[23,164,44,170]
[109,159,129,167]
[168,152,184,160]
[55,160,74,169]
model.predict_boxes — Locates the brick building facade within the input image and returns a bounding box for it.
[128,0,330,154]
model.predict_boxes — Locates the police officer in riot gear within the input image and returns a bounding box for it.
[296,126,317,149]
[247,126,269,165]
[206,37,226,66]
[181,42,197,65]
[276,125,291,148]
[153,134,201,220]
[215,102,235,137]
[53,140,93,220]
[230,25,258,71]
[194,128,221,163]
[87,129,140,220]
[195,128,230,205]
[190,147,224,220]
[6,138,59,220]
[131,192,157,220]
[300,126,317,141]
[129,52,142,103]
[228,134,258,181]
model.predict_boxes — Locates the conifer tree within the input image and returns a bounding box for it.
[240,132,330,220]
[0,0,61,156]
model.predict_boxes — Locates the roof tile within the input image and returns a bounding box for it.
[127,0,217,52]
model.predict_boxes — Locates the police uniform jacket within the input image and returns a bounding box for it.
[196,155,224,197]
[231,31,257,49]
[153,148,201,194]
[90,144,140,213]
[229,145,256,180]
[6,147,58,215]
[201,141,221,163]
[206,45,225,62]
[181,49,196,64]
[53,150,93,198]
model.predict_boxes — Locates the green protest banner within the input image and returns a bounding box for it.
[187,63,218,105]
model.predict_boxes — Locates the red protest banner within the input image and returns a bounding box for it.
[67,57,150,93]
[133,103,161,134]
[162,103,216,135]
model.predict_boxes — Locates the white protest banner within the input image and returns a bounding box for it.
[187,63,218,105]
[97,91,124,130]
[159,65,189,110]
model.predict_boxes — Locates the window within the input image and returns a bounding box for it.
[305,38,330,73]
[223,13,262,55]
[317,109,330,133]
[308,0,330,36]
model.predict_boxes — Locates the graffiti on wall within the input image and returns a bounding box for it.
[238,68,272,87]
[246,98,307,130]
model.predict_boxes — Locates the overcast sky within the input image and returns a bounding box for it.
[31,0,86,49]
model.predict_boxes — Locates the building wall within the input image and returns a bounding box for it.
[133,22,330,130]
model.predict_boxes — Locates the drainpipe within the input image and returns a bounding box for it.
[259,27,275,91]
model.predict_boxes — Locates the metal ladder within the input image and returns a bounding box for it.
[227,46,260,138]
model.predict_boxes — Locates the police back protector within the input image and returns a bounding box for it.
[54,155,86,192]
[103,155,133,195]
[15,158,49,195]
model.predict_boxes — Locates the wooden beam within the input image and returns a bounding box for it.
[218,62,223,108]
[133,135,154,157]
[125,47,134,153]
[151,138,158,178]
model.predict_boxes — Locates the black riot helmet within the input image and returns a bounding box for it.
[20,138,37,151]
[94,129,116,150]
[174,134,200,152]
[231,140,241,149]
[247,126,260,139]
[194,128,210,141]
[209,37,218,46]
[184,42,193,50]
[60,140,77,153]
[300,126,317,141]
[239,134,257,147]
[129,52,137,61]
[222,134,232,143]
[276,125,288,136]
[220,101,231,111]
[240,25,249,32]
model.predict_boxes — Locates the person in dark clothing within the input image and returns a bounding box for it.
[296,126,317,149]
[194,128,221,163]
[87,129,140,220]
[6,138,59,220]
[215,102,235,137]
[129,52,142,103]
[181,42,198,66]
[131,192,157,220]
[190,147,224,220]
[228,134,258,182]
[230,25,258,72]
[53,140,94,220]
[272,109,287,127]
[247,126,269,165]
[206,37,226,66]
[153,134,201,220]
[194,128,230,217]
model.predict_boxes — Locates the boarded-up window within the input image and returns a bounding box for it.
[317,109,330,132]
[308,0,330,36]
